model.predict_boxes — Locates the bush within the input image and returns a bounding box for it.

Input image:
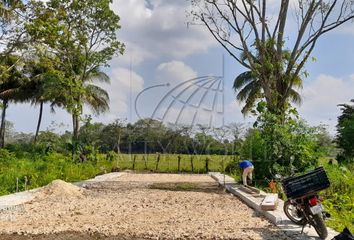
[336,100,354,163]
[322,163,354,232]
[0,149,15,162]
[224,156,241,174]
[241,105,319,179]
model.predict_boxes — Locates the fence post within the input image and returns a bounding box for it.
[205,157,210,173]
[132,155,136,170]
[16,178,19,192]
[155,153,161,171]
[177,155,181,173]
[24,176,28,191]
[143,155,148,170]
[116,152,120,169]
[190,155,194,173]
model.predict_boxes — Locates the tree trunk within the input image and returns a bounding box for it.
[34,101,44,143]
[190,155,194,173]
[116,133,121,154]
[72,113,80,140]
[0,99,8,148]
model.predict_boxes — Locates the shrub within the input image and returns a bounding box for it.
[322,163,354,232]
[0,149,14,162]
[224,156,241,174]
[336,100,354,163]
[241,104,319,179]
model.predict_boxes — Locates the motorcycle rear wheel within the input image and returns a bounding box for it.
[283,200,306,225]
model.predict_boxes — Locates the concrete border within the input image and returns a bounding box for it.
[209,172,339,240]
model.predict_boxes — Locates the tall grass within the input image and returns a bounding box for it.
[0,149,232,195]
[322,162,354,232]
[113,153,232,173]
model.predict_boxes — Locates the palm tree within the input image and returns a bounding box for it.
[0,0,20,20]
[25,75,49,144]
[233,71,262,115]
[337,99,354,159]
[233,70,302,115]
[338,99,354,117]
[23,56,62,143]
[0,55,26,147]
[49,66,110,140]
[73,67,110,139]
[232,42,303,116]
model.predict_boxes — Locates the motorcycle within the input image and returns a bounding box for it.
[280,167,331,239]
[283,194,331,239]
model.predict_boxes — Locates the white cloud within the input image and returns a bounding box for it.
[299,74,354,132]
[117,42,154,66]
[110,68,144,93]
[91,68,144,122]
[156,61,197,84]
[225,101,256,124]
[111,0,217,65]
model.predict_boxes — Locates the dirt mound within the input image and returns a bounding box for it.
[34,180,85,201]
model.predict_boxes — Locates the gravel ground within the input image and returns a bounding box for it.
[0,173,291,240]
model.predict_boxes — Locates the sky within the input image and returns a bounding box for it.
[6,0,354,135]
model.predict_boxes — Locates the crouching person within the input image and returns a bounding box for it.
[239,160,254,186]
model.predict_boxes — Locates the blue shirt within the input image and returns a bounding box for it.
[239,160,253,169]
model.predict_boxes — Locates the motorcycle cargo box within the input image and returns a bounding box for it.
[282,167,330,199]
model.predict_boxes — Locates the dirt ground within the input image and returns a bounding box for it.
[0,173,291,240]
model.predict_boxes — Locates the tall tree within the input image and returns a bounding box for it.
[0,0,25,80]
[0,0,27,148]
[23,53,63,143]
[0,0,18,23]
[337,99,354,162]
[233,70,302,115]
[191,0,354,115]
[99,119,126,153]
[79,67,111,129]
[0,55,26,147]
[26,0,124,140]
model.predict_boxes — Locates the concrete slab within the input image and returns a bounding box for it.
[0,190,37,211]
[209,172,339,240]
[75,172,126,187]
[209,172,237,186]
[261,194,278,211]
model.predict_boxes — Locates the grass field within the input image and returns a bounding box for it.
[111,153,234,173]
[0,151,234,195]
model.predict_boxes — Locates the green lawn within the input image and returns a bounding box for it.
[112,153,233,173]
[0,151,233,195]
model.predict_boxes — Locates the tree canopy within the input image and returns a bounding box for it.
[0,0,124,147]
[337,99,354,163]
[191,0,354,114]
[25,0,125,140]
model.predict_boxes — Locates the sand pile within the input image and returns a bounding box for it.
[33,180,85,201]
